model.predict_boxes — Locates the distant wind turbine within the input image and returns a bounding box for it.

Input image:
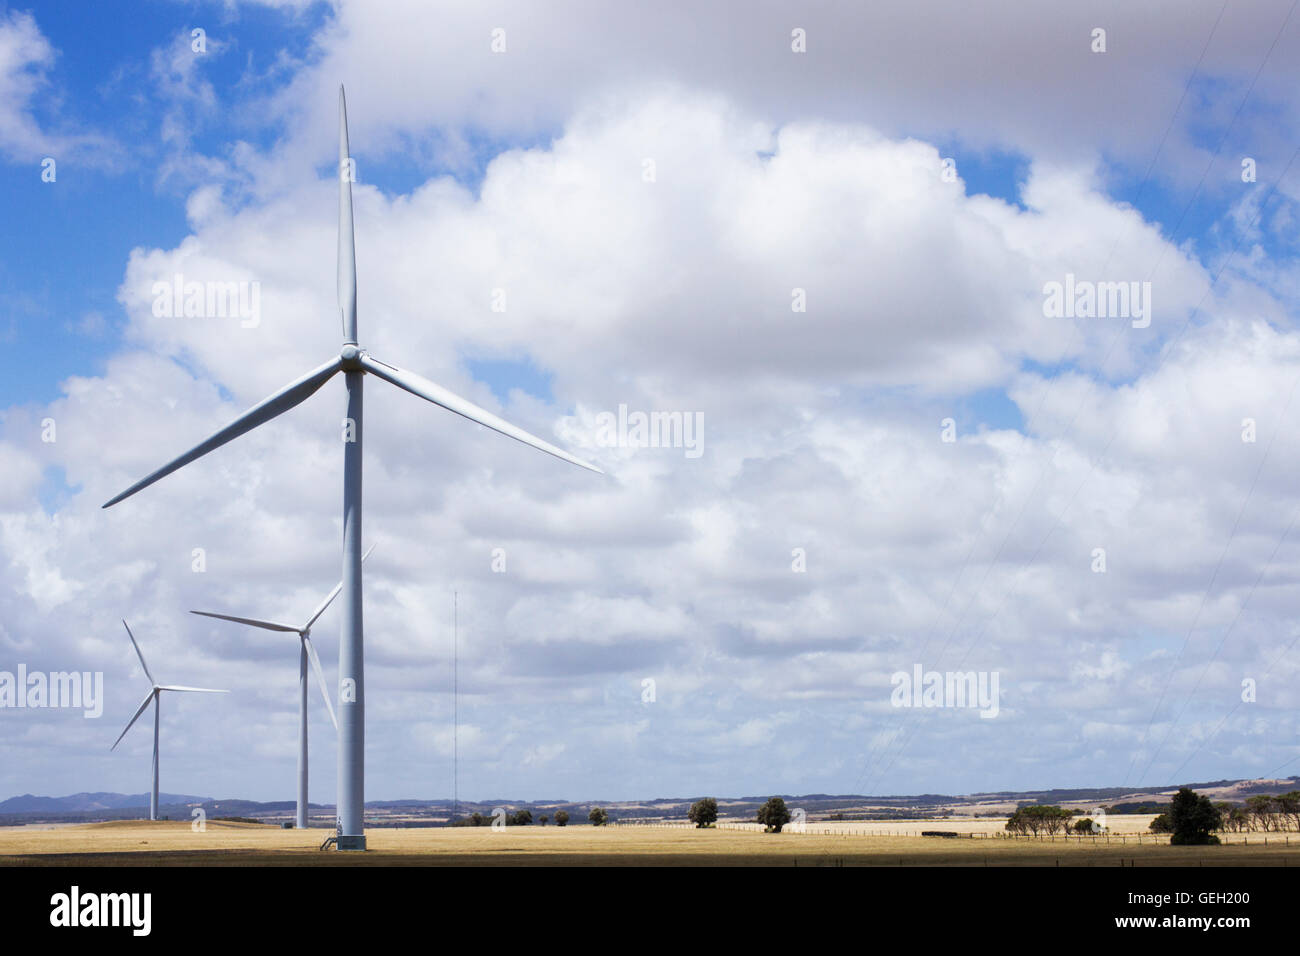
[111,621,228,822]
[102,86,603,849]
[190,544,375,828]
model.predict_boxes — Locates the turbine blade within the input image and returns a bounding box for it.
[121,620,155,685]
[190,611,301,633]
[111,691,156,751]
[102,357,343,508]
[300,542,375,632]
[338,85,357,344]
[360,354,603,474]
[157,686,229,694]
[303,635,338,730]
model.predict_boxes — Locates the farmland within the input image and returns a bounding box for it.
[1,819,1295,866]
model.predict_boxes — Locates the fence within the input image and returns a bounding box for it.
[613,820,695,828]
[616,820,1297,845]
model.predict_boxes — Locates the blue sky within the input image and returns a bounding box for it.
[2,2,320,405]
[1,1,582,405]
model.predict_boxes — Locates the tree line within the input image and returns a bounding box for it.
[451,807,610,826]
[1006,788,1300,845]
[1151,791,1300,838]
[1223,792,1300,831]
[447,789,1300,838]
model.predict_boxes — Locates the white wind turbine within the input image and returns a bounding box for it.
[102,86,603,850]
[111,621,228,822]
[190,544,375,829]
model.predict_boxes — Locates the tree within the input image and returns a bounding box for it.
[1246,795,1277,831]
[554,810,569,827]
[1275,792,1300,831]
[1169,788,1221,846]
[470,812,485,827]
[1149,813,1172,834]
[588,807,608,826]
[539,815,549,826]
[757,797,792,833]
[1213,802,1247,833]
[1036,806,1071,836]
[688,797,719,828]
[1072,818,1094,834]
[1005,805,1071,837]
[511,809,533,826]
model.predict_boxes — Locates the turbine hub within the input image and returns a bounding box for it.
[340,344,362,369]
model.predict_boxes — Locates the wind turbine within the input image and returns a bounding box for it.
[111,621,228,822]
[102,86,603,849]
[190,544,375,829]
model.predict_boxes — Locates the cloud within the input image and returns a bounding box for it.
[5,11,1300,801]
[0,11,113,164]
[262,0,1300,190]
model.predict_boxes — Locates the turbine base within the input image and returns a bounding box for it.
[335,834,367,851]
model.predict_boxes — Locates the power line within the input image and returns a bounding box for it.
[1122,141,1300,786]
[1137,366,1300,783]
[1164,504,1300,783]
[871,139,1300,794]
[849,0,1239,798]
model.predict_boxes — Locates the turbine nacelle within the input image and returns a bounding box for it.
[101,86,601,516]
[189,543,375,734]
[111,621,226,758]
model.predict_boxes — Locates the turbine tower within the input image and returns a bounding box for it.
[103,87,602,849]
[190,544,375,828]
[111,621,228,821]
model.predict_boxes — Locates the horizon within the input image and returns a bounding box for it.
[8,771,1300,813]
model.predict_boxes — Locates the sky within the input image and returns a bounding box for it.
[2,0,1300,806]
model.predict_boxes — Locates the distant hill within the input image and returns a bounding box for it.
[0,792,210,813]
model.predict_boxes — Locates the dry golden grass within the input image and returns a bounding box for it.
[790,815,1166,835]
[0,820,1295,866]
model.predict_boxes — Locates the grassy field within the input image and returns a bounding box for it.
[721,815,1169,835]
[0,819,1296,866]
